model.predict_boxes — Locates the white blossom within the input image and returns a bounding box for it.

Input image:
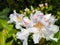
[8,10,59,45]
[16,28,29,45]
[8,10,24,29]
[22,17,31,27]
[30,11,59,42]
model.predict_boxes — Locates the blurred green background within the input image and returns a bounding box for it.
[0,0,60,45]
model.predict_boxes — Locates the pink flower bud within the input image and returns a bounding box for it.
[39,4,44,7]
[45,3,48,6]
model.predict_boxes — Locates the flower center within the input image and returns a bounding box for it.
[34,22,44,28]
[16,15,21,21]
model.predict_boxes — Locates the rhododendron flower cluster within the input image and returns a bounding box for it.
[8,10,59,45]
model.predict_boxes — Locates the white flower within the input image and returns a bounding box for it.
[8,10,23,23]
[8,10,59,45]
[27,27,40,44]
[16,27,40,44]
[15,23,22,29]
[44,14,51,21]
[16,28,29,45]
[30,11,44,23]
[30,11,59,42]
[8,10,24,29]
[22,16,34,28]
[43,14,58,25]
[33,22,59,42]
[22,17,31,27]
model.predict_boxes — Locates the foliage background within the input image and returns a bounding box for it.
[0,0,60,45]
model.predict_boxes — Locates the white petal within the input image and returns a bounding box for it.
[49,34,58,42]
[44,14,51,21]
[51,38,58,42]
[16,29,29,40]
[23,39,28,45]
[50,25,59,33]
[15,24,21,29]
[33,33,40,44]
[23,17,31,27]
[27,27,39,33]
[13,10,16,14]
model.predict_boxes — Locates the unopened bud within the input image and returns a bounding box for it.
[45,3,48,6]
[24,8,29,12]
[39,4,44,7]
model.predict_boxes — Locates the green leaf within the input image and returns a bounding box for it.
[0,8,10,20]
[30,6,34,11]
[0,30,7,45]
[58,31,60,39]
[57,11,60,16]
[0,19,13,30]
[48,5,52,11]
[6,40,13,45]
